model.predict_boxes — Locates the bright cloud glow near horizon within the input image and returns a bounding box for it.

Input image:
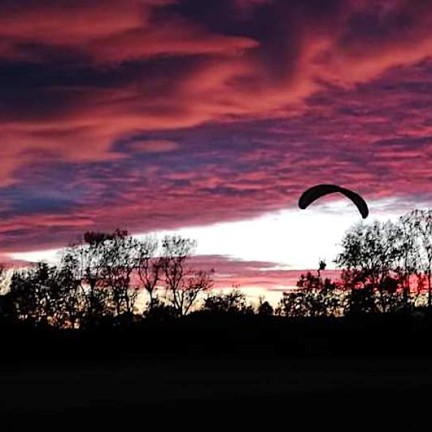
[9,197,408,295]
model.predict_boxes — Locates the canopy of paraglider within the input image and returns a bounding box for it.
[298,184,369,219]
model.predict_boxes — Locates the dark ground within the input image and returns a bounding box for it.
[1,314,431,429]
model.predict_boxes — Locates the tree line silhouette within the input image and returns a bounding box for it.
[2,209,432,329]
[279,209,432,318]
[0,231,216,328]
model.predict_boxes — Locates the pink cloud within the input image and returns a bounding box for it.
[1,0,432,181]
[1,0,432,260]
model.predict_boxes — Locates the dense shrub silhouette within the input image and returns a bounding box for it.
[203,290,254,315]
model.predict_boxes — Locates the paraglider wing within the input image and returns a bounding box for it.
[298,184,369,219]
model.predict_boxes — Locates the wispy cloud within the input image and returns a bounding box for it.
[0,0,431,281]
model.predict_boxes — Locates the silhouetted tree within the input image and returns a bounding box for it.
[143,298,178,321]
[276,290,308,317]
[203,290,254,315]
[405,210,432,308]
[393,213,421,309]
[276,262,340,318]
[344,284,376,316]
[61,232,115,327]
[56,257,86,328]
[160,235,214,316]
[100,229,139,320]
[9,263,62,326]
[296,262,341,317]
[0,266,10,316]
[336,221,403,313]
[175,270,214,316]
[257,296,274,316]
[136,236,161,310]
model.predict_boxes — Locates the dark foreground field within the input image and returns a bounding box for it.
[1,354,431,429]
[1,313,432,429]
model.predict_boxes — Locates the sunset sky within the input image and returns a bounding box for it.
[1,0,432,293]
